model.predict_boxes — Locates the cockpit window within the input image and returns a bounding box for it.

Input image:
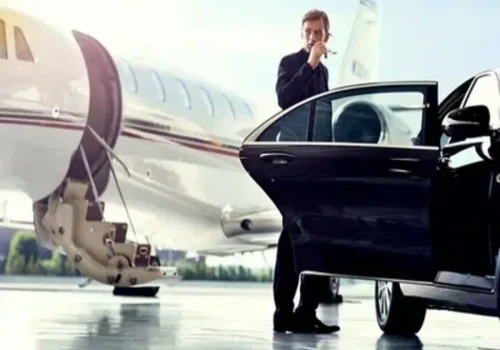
[14,26,34,63]
[0,20,7,59]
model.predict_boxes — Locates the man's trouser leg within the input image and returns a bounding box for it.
[298,275,325,311]
[273,226,299,313]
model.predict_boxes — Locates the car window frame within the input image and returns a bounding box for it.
[435,76,474,146]
[460,71,500,129]
[243,80,439,147]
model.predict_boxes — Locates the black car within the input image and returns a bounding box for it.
[239,71,500,335]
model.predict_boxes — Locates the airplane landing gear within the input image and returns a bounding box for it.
[113,285,161,297]
[33,133,180,291]
[35,178,168,287]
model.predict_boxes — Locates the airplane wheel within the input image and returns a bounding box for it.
[112,256,162,298]
[112,286,160,297]
[331,277,340,297]
[329,277,343,303]
[313,276,343,304]
[375,281,427,335]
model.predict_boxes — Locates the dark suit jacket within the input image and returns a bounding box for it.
[275,49,329,110]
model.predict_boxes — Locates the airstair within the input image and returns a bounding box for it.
[33,127,178,288]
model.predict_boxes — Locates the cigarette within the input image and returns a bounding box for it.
[325,49,338,58]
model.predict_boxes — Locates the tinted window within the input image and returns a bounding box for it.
[257,89,426,146]
[257,103,310,142]
[440,133,449,146]
[0,20,7,59]
[14,26,33,62]
[200,87,214,116]
[463,75,500,129]
[152,70,166,102]
[177,79,191,109]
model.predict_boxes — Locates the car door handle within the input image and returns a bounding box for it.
[260,152,295,164]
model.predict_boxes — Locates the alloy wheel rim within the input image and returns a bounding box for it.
[377,281,393,322]
[330,277,339,295]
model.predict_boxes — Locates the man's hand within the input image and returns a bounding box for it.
[307,41,327,69]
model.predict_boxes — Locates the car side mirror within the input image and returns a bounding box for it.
[442,105,490,140]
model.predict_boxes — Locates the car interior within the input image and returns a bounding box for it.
[332,102,382,143]
[435,77,499,278]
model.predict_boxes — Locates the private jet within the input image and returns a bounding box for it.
[0,0,382,294]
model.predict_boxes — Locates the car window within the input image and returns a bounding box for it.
[256,90,426,147]
[440,133,449,147]
[257,103,310,142]
[463,75,500,129]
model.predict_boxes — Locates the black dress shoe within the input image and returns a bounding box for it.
[273,309,294,332]
[292,308,340,334]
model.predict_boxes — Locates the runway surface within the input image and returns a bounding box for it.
[0,277,499,349]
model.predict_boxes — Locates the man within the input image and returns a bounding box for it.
[272,9,340,334]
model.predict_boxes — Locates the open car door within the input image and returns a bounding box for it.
[240,81,442,284]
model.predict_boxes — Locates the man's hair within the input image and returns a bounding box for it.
[301,9,330,33]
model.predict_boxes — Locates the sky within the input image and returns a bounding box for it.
[2,0,500,267]
[8,0,500,119]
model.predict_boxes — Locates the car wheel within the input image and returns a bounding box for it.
[375,280,427,335]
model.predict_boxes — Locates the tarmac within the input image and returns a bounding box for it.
[0,277,499,349]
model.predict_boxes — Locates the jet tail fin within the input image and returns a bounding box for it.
[336,0,382,87]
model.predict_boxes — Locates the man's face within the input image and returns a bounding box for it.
[302,19,328,52]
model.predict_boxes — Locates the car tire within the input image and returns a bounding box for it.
[375,280,427,335]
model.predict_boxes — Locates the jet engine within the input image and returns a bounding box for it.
[331,100,414,146]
